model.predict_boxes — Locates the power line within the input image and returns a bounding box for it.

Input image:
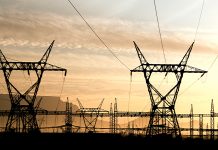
[67,0,130,70]
[59,75,66,98]
[207,55,217,71]
[128,74,132,113]
[179,77,201,96]
[55,75,66,123]
[194,0,205,41]
[179,0,206,96]
[153,0,166,63]
[54,76,65,129]
[179,55,216,96]
[127,74,132,123]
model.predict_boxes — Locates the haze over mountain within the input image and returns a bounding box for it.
[0,94,79,132]
[0,94,78,111]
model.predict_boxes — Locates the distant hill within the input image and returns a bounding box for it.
[0,94,78,111]
[0,94,80,132]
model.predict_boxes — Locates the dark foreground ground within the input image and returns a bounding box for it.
[0,133,218,149]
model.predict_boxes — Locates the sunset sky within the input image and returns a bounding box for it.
[0,0,218,114]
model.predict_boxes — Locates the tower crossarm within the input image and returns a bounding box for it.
[185,65,207,73]
[131,64,207,74]
[0,62,67,75]
[76,108,108,113]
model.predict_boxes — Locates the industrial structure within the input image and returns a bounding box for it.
[0,99,218,139]
[0,0,212,141]
[0,41,67,133]
[65,98,73,133]
[0,41,213,137]
[131,41,207,137]
[76,98,108,133]
[110,98,118,134]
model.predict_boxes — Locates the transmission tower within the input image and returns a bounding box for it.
[210,99,214,139]
[76,98,106,133]
[109,103,113,133]
[110,98,118,134]
[0,40,67,133]
[114,98,118,133]
[131,41,207,137]
[65,97,72,133]
[199,114,203,138]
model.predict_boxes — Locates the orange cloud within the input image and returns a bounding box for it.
[0,10,216,57]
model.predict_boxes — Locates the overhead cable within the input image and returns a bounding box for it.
[67,0,130,70]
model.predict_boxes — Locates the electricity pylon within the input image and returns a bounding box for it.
[0,40,67,133]
[131,41,207,137]
[65,97,73,133]
[76,98,106,133]
[110,98,118,134]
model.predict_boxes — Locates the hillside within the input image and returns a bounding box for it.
[0,94,78,111]
[0,94,80,131]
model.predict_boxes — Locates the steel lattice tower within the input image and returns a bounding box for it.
[76,98,106,133]
[0,41,67,133]
[210,99,214,139]
[199,114,203,138]
[65,97,73,133]
[131,41,207,137]
[110,98,118,134]
[114,98,118,133]
[109,103,114,133]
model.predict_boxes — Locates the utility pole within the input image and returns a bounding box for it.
[110,98,118,134]
[65,97,72,133]
[114,98,118,134]
[110,103,113,133]
[210,99,214,140]
[199,114,203,139]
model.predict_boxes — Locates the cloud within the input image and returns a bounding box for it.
[0,9,216,58]
[0,9,215,77]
